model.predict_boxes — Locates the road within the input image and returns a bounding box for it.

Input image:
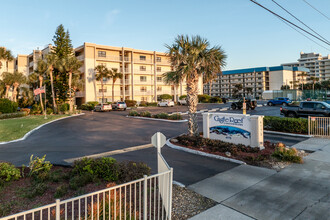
[0,103,307,186]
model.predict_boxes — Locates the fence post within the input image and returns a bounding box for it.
[168,168,173,220]
[308,116,310,136]
[56,199,60,220]
[143,175,147,220]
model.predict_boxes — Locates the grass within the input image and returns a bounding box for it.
[0,115,68,142]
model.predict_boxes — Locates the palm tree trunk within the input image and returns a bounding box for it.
[69,71,73,113]
[112,79,115,102]
[187,73,199,136]
[49,70,57,114]
[5,85,10,98]
[13,84,18,102]
[39,78,44,113]
[101,81,104,103]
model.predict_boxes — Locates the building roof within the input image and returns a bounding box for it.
[222,66,309,75]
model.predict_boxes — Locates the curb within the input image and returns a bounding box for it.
[0,113,85,145]
[264,130,313,138]
[166,139,246,165]
[126,116,187,123]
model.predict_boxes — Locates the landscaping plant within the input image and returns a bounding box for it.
[0,162,21,184]
[264,116,308,134]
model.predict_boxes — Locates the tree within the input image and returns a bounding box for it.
[11,71,26,102]
[0,47,14,71]
[298,72,308,91]
[246,87,253,96]
[163,35,226,136]
[58,55,82,113]
[44,54,59,113]
[95,65,111,103]
[108,68,123,102]
[310,76,319,94]
[234,84,243,97]
[1,72,13,99]
[281,85,290,90]
[34,59,48,113]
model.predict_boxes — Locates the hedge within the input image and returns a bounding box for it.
[129,111,183,120]
[0,111,28,120]
[0,99,18,114]
[263,116,308,134]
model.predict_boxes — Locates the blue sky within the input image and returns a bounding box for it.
[1,0,329,70]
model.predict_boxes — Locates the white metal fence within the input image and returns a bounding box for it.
[1,134,173,220]
[308,116,330,137]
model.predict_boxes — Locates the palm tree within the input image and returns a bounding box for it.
[34,59,48,113]
[298,72,308,92]
[234,84,243,97]
[0,79,4,97]
[163,35,226,136]
[310,76,319,95]
[0,47,14,72]
[45,54,58,113]
[11,71,26,102]
[2,72,14,99]
[58,55,82,113]
[95,65,111,103]
[109,68,123,102]
[246,87,253,96]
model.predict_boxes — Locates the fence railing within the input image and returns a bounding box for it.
[1,133,173,220]
[308,116,330,137]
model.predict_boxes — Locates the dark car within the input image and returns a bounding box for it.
[280,101,330,117]
[231,98,257,110]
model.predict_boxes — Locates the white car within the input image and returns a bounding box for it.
[158,100,175,107]
[178,99,187,105]
[94,103,112,112]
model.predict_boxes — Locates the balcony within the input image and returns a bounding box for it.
[75,91,85,97]
[156,59,171,66]
[97,91,123,97]
[76,55,84,61]
[134,81,154,85]
[29,62,34,68]
[96,55,130,62]
[133,58,153,64]
[135,91,153,96]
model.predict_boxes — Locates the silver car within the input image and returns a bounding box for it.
[94,103,112,112]
[112,101,127,110]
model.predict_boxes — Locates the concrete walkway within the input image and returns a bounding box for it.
[189,138,330,220]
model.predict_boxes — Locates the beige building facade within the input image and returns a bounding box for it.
[204,66,309,98]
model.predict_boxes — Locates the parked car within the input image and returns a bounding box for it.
[267,97,292,106]
[111,101,127,110]
[158,100,175,107]
[94,103,112,112]
[178,98,187,105]
[231,98,257,110]
[280,101,330,118]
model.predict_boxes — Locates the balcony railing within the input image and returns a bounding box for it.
[97,55,130,62]
[76,55,84,60]
[75,91,85,97]
[135,91,153,96]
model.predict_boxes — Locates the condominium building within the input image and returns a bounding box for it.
[13,43,203,105]
[282,52,330,81]
[204,66,309,98]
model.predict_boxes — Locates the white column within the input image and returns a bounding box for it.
[154,51,157,102]
[131,51,134,100]
[122,47,125,100]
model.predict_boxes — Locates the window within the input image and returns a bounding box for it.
[315,103,325,109]
[171,85,175,90]
[140,66,146,71]
[157,77,162,82]
[140,55,146,61]
[103,77,107,82]
[156,57,161,62]
[302,103,314,108]
[140,87,147,92]
[141,97,148,101]
[140,76,147,82]
[99,88,107,92]
[98,51,106,57]
[157,67,161,72]
[157,86,162,92]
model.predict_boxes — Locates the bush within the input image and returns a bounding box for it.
[20,182,48,199]
[147,102,158,106]
[117,161,151,183]
[28,155,53,179]
[0,111,27,120]
[21,108,31,115]
[0,99,18,114]
[60,103,69,113]
[125,100,137,107]
[179,95,187,100]
[169,114,183,120]
[140,111,151,117]
[198,94,211,103]
[69,173,94,190]
[129,110,139,116]
[87,101,99,108]
[159,94,172,100]
[139,101,148,107]
[46,107,53,115]
[31,104,42,114]
[210,97,222,103]
[80,103,94,111]
[154,112,169,119]
[0,163,21,183]
[272,144,303,163]
[264,116,308,134]
[54,184,69,198]
[72,157,119,182]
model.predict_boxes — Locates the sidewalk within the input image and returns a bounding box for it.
[189,137,330,220]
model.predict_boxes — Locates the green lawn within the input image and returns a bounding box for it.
[0,115,68,142]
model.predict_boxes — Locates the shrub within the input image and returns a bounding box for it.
[129,110,139,116]
[46,107,53,115]
[139,101,148,107]
[20,182,48,199]
[60,103,69,113]
[28,155,53,179]
[169,113,183,120]
[264,116,308,134]
[0,162,21,183]
[140,111,151,117]
[198,94,211,103]
[31,104,42,114]
[210,97,222,103]
[179,95,187,100]
[80,103,94,111]
[87,101,99,108]
[21,108,31,115]
[159,94,173,100]
[272,144,303,163]
[0,111,27,120]
[147,102,158,106]
[54,184,69,198]
[0,98,17,113]
[69,173,94,190]
[118,161,151,183]
[125,100,137,107]
[154,112,169,119]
